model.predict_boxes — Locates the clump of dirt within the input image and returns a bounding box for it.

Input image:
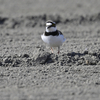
[0,50,100,67]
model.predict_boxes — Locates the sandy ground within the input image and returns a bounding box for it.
[0,0,100,100]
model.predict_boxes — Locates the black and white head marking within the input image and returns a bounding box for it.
[45,20,63,36]
[46,20,56,29]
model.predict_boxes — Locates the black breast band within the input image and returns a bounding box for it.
[44,30,62,36]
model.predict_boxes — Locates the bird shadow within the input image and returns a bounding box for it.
[44,51,88,64]
[66,51,88,57]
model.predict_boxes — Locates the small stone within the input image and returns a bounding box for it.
[34,52,50,64]
[22,54,29,58]
[0,62,2,66]
[84,50,88,54]
[4,58,13,63]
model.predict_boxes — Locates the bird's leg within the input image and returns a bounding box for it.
[58,46,60,54]
[51,47,54,53]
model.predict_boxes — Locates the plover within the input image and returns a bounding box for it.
[41,20,66,54]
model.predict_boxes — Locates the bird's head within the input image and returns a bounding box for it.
[46,20,57,32]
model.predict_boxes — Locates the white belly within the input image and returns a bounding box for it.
[41,34,66,47]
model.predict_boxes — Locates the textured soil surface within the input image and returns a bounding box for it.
[0,0,100,100]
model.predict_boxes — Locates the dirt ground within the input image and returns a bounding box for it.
[0,0,100,100]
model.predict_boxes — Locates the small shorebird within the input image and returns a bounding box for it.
[41,20,66,54]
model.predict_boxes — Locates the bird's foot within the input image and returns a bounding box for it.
[51,47,54,53]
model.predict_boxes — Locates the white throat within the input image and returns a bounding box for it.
[46,27,57,32]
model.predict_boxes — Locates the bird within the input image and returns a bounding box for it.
[41,20,66,54]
